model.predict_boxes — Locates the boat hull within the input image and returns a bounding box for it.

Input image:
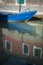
[0,11,36,21]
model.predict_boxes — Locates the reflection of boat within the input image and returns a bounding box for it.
[8,11,36,35]
[8,22,36,36]
[0,11,36,21]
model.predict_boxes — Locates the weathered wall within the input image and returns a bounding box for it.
[3,29,43,58]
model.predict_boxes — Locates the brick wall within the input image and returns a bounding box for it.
[4,34,43,58]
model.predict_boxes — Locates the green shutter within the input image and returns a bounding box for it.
[35,49,41,57]
[24,45,28,54]
[6,42,10,49]
[18,0,24,4]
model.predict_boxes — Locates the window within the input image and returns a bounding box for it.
[15,0,26,6]
[5,40,12,51]
[33,46,42,58]
[22,43,29,55]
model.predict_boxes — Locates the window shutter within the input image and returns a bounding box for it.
[24,45,28,54]
[35,49,41,57]
[6,42,10,49]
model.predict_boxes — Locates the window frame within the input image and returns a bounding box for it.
[33,46,42,58]
[22,43,29,55]
[5,40,12,51]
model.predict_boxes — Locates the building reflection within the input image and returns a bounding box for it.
[0,0,43,6]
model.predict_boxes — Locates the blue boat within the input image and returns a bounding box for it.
[0,11,36,21]
[0,10,37,36]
